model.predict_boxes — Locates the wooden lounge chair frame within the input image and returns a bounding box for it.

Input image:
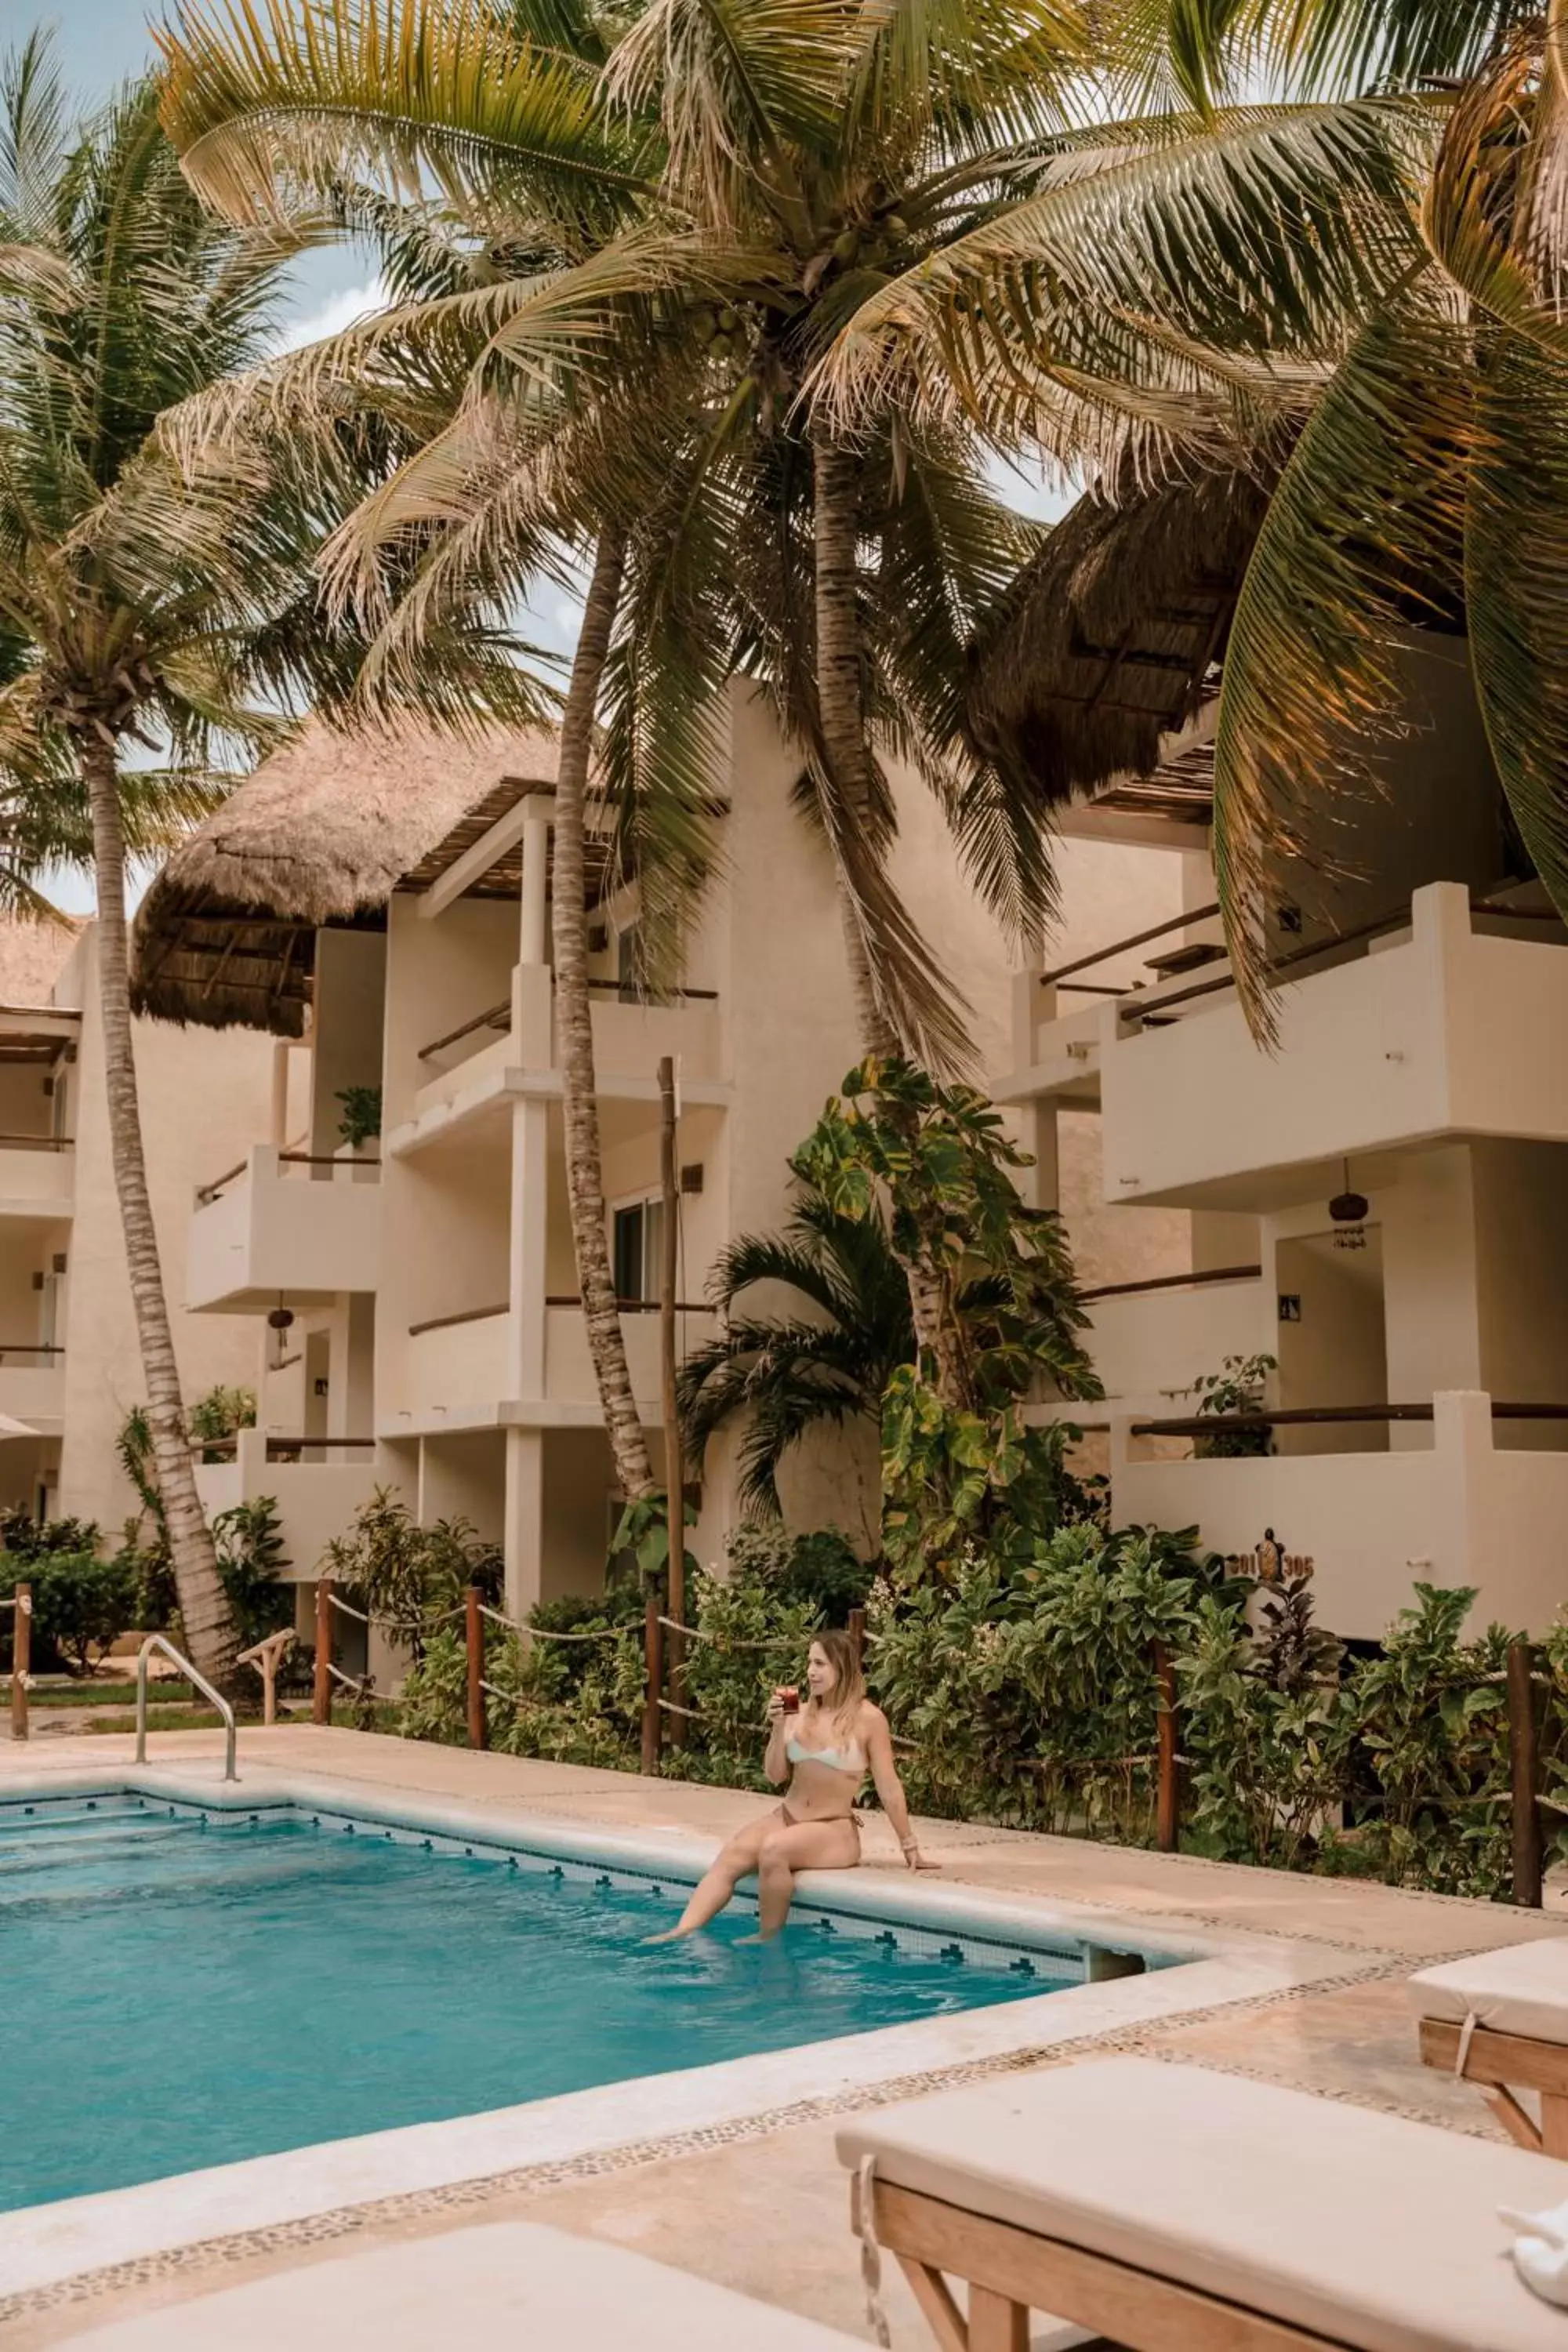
[851,2171,1357,2352]
[1418,2016,1568,2158]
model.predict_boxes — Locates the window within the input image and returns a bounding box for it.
[612,1196,666,1304]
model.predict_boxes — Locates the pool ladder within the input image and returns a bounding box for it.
[135,1634,238,1783]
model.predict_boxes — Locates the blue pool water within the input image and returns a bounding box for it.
[5,1791,1083,2213]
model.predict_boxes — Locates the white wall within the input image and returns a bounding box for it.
[53,929,278,1539]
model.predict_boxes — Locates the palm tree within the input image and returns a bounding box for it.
[1112,3,1568,1029]
[677,1178,917,1515]
[151,0,1406,1067]
[0,43,532,1681]
[152,0,1428,1446]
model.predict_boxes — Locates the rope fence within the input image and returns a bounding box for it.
[296,1578,1557,1907]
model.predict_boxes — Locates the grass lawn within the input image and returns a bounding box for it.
[28,1680,197,1708]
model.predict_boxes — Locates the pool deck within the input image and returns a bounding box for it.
[5,1722,1566,2345]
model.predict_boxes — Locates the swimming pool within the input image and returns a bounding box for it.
[8,1789,1085,2212]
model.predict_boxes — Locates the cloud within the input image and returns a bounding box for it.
[273,276,392,355]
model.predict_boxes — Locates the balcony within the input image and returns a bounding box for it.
[392,1297,722,1432]
[1081,1265,1270,1406]
[194,1428,377,1582]
[403,971,728,1146]
[402,1304,511,1422]
[0,1347,65,1431]
[187,1146,381,1312]
[1058,883,1568,1210]
[540,1298,719,1417]
[0,1136,74,1217]
[1106,1391,1568,1640]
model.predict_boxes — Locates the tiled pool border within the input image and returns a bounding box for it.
[0,1764,1391,2310]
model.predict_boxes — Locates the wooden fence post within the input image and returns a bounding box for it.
[465,1585,487,1751]
[10,1582,29,1743]
[641,1589,663,1777]
[1154,1639,1179,1854]
[1507,1637,1544,1910]
[848,1606,865,1676]
[313,1577,332,1726]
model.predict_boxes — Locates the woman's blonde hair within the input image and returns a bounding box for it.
[811,1629,866,1726]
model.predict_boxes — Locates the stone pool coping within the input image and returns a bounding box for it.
[0,1755,1382,2301]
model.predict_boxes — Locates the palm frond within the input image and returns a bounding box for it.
[1210,281,1473,1036]
[159,0,651,245]
[812,101,1428,439]
[1465,329,1568,922]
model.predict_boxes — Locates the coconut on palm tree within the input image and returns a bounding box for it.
[0,42,535,1682]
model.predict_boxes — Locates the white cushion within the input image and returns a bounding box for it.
[836,2056,1568,2352]
[1410,1939,1568,2045]
[55,2223,861,2350]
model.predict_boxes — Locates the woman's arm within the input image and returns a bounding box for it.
[864,1706,935,1867]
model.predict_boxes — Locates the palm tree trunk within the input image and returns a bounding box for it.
[811,419,902,1064]
[81,735,238,1686]
[554,524,658,1504]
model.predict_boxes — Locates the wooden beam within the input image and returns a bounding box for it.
[417,793,552,920]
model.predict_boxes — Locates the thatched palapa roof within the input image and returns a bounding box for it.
[967,468,1274,819]
[132,720,562,1038]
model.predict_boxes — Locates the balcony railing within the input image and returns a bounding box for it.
[1080,1263,1261,1306]
[0,1134,72,1151]
[418,1000,510,1063]
[197,1150,380,1206]
[1130,1400,1568,1443]
[0,1343,63,1365]
[195,1433,376,1462]
[1034,887,1566,1040]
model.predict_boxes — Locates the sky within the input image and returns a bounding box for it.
[20,1,1062,909]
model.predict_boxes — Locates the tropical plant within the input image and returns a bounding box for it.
[723,1521,871,1623]
[335,1084,382,1150]
[211,1494,291,1650]
[1148,5,1568,1029]
[677,1172,917,1516]
[793,1057,1102,1576]
[321,1487,502,1657]
[1189,1350,1276,1457]
[0,44,531,1684]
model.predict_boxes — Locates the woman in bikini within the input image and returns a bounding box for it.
[648,1629,932,1942]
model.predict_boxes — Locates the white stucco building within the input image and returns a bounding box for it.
[130,688,1180,1642]
[995,627,1568,1639]
[0,920,278,1537]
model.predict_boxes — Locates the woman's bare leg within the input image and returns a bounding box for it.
[644,1815,775,1941]
[753,1817,860,1940]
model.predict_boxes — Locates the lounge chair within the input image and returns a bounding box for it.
[837,2053,1568,2350]
[1410,1939,1568,2156]
[56,2220,863,2350]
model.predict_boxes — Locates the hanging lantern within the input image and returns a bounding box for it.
[1328,1160,1369,1251]
[267,1294,295,1333]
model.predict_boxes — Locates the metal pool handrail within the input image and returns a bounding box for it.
[136,1634,238,1782]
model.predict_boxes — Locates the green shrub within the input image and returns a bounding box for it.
[724,1523,870,1624]
[322,1489,501,1656]
[212,1495,292,1650]
[28,1551,136,1675]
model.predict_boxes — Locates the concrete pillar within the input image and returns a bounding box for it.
[270,1041,291,1145]
[326,1294,376,1440]
[1432,1388,1492,1613]
[503,1425,546,1617]
[520,811,550,966]
[507,1099,549,1400]
[1018,1099,1060,1213]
